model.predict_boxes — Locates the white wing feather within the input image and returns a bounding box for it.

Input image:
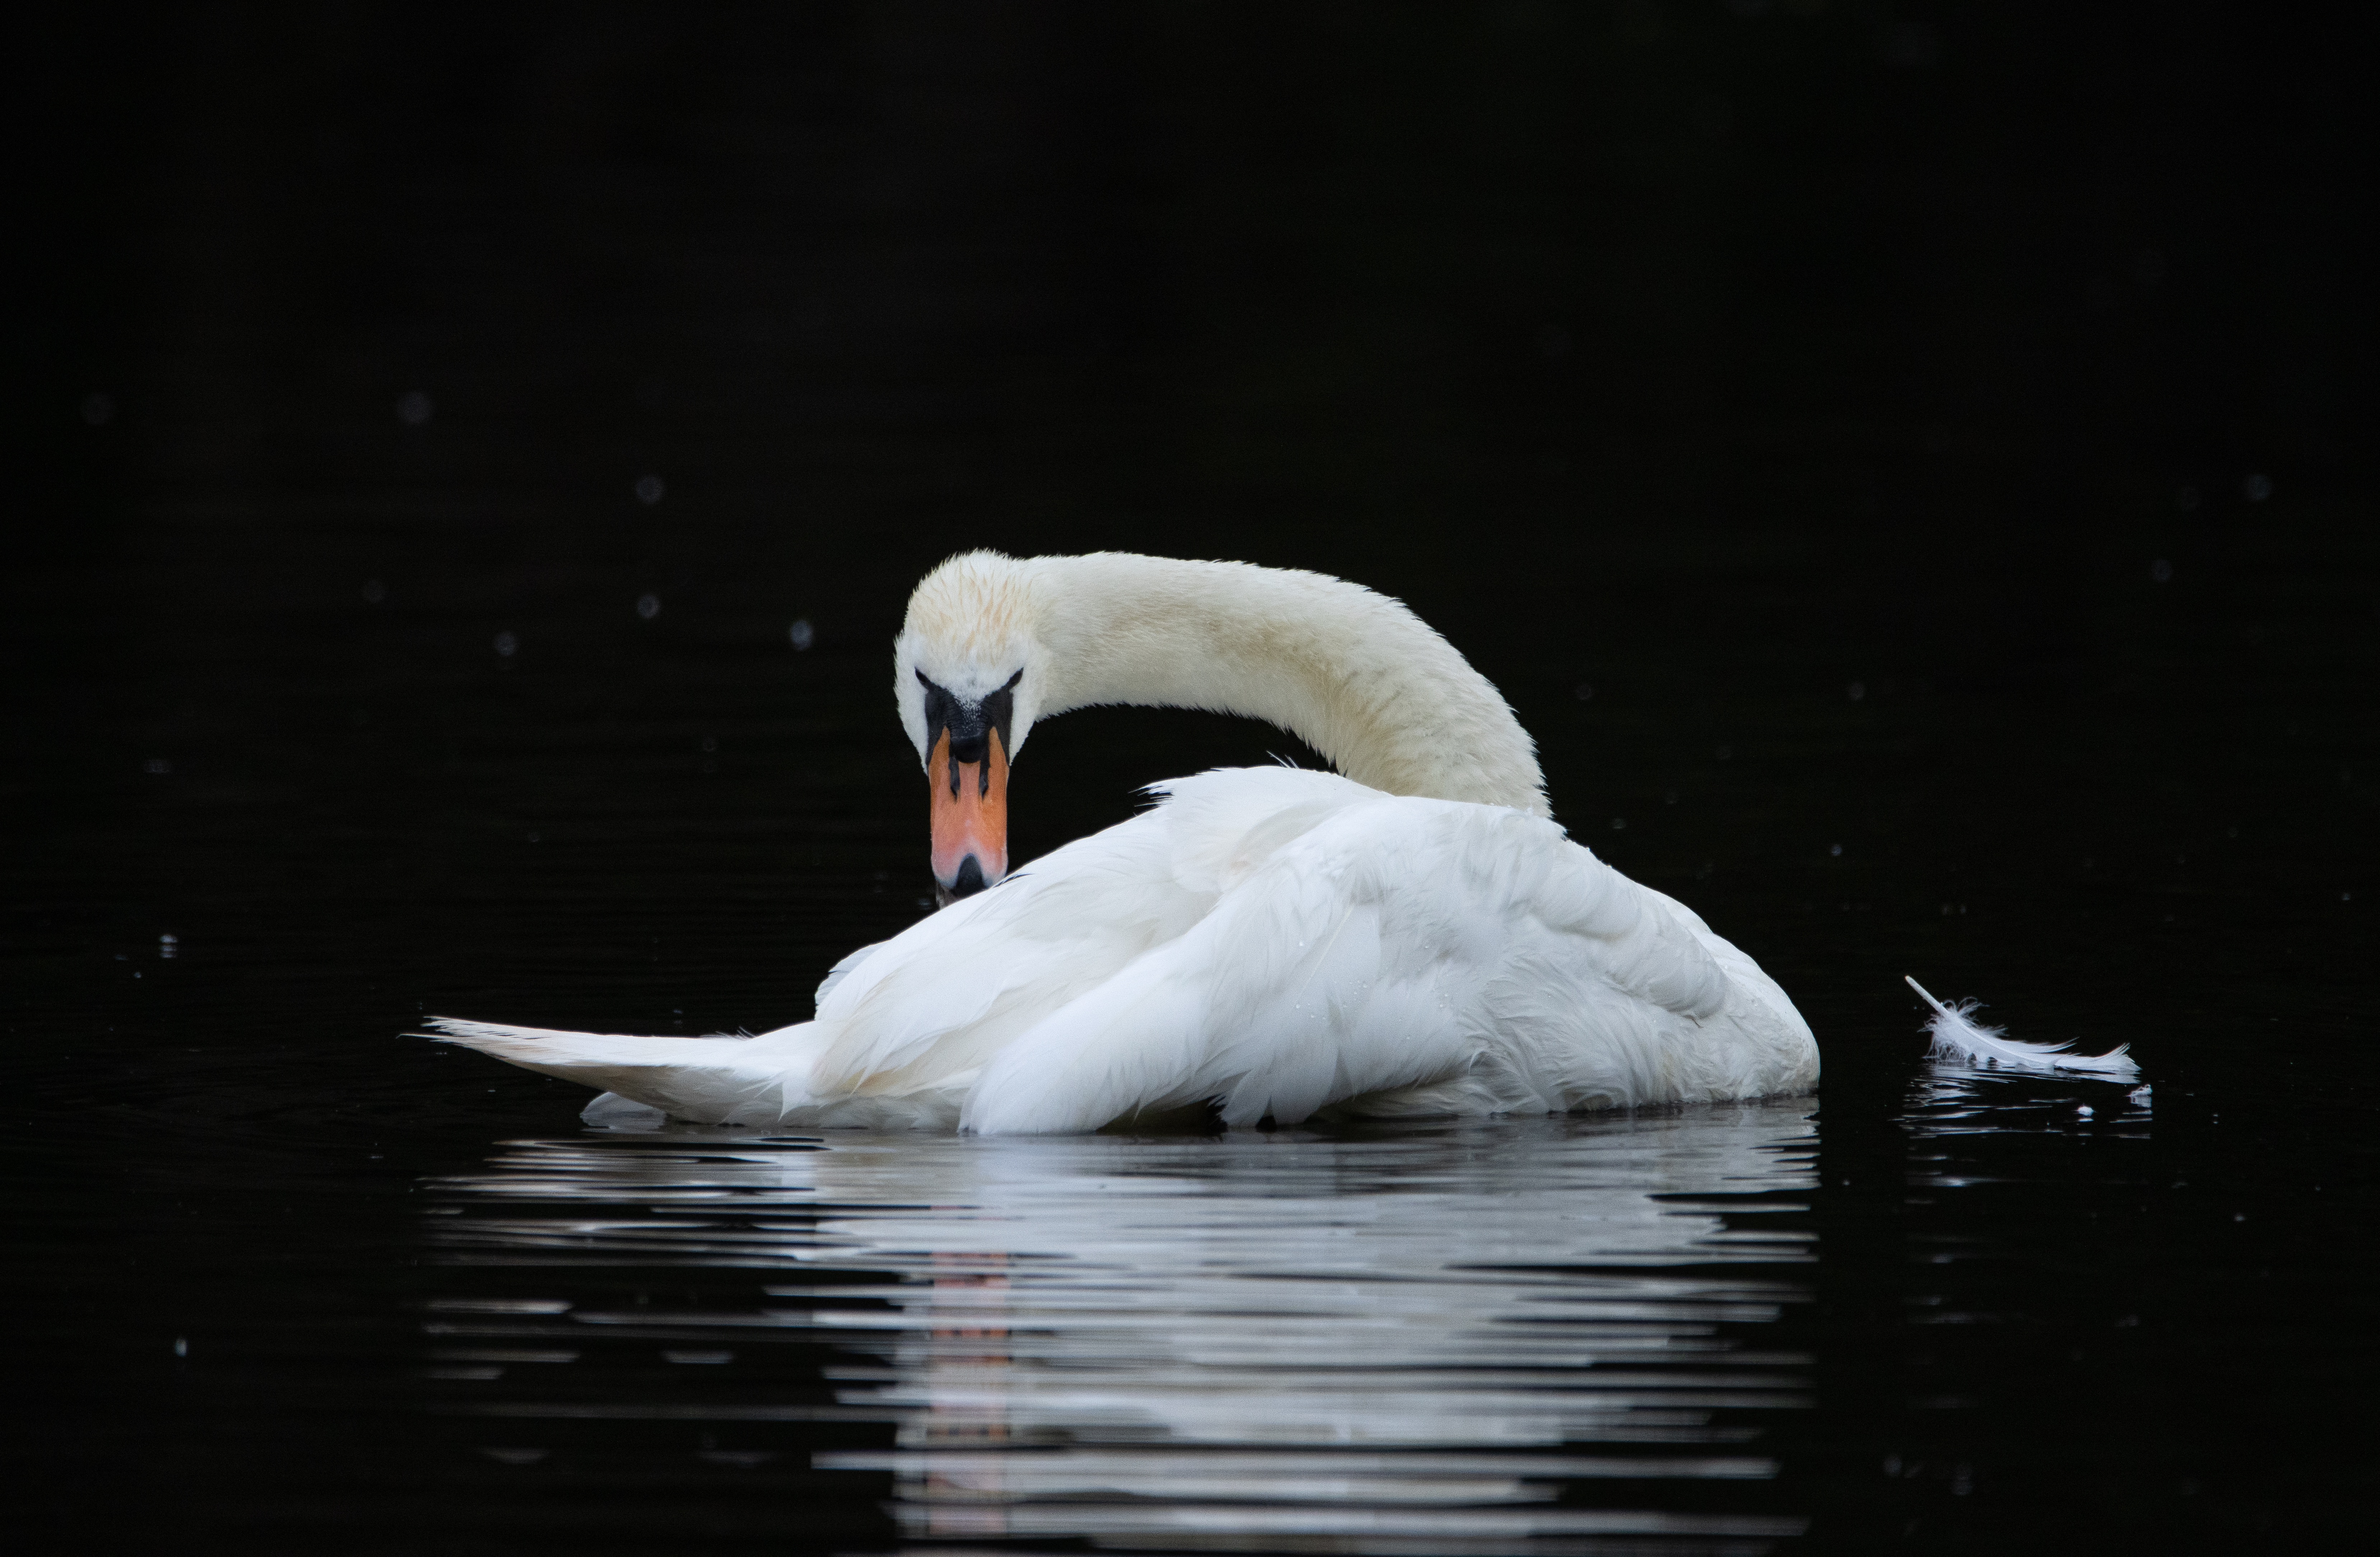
[1902,976,2139,1079]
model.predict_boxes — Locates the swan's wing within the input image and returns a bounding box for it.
[813,941,884,1009]
[803,768,1375,1099]
[432,768,1380,1126]
[961,795,1805,1135]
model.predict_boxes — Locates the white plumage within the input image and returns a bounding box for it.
[431,552,1820,1132]
[1903,976,2139,1079]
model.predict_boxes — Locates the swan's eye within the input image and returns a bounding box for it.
[917,668,1022,785]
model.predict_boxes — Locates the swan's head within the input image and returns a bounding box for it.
[893,551,1048,902]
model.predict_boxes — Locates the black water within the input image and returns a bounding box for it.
[9,6,2376,1552]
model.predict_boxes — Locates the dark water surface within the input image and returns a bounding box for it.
[9,5,2376,1552]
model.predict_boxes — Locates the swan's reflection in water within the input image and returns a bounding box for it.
[427,1103,1818,1553]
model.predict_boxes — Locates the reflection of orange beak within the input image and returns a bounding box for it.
[929,728,1008,902]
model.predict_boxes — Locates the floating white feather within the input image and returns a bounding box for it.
[1903,976,2140,1079]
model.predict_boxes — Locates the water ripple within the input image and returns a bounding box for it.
[421,1104,1818,1553]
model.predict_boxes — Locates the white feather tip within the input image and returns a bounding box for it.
[1902,976,2140,1079]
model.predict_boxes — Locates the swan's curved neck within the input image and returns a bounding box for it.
[1029,553,1546,815]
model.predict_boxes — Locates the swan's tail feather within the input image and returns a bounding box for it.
[422,1016,794,1123]
[1902,977,2140,1079]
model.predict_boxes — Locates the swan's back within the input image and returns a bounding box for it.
[433,767,1814,1131]
[794,768,1812,1130]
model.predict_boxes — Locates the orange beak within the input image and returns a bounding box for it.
[929,726,1009,902]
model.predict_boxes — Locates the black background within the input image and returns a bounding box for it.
[6,3,2375,1551]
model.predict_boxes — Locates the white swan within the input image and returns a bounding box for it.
[432,551,1817,1132]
